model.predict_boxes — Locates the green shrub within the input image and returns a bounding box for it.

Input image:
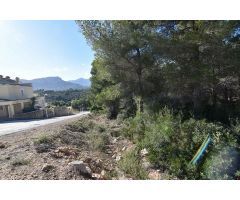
[90,104,104,113]
[88,131,109,151]
[52,100,67,107]
[182,118,237,152]
[104,170,118,179]
[201,146,240,179]
[124,107,239,179]
[71,98,90,111]
[34,134,55,153]
[235,170,240,179]
[122,112,148,142]
[34,134,53,145]
[231,119,240,143]
[118,149,148,180]
[11,158,30,166]
[139,108,187,177]
[66,118,94,133]
[96,124,106,133]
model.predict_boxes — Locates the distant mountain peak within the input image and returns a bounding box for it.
[20,76,90,91]
[69,78,91,87]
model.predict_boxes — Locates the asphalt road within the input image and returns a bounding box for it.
[0,111,90,136]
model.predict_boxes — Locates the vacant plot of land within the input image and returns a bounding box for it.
[0,113,166,180]
[0,114,137,180]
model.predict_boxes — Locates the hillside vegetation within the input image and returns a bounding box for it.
[76,20,240,179]
[35,89,90,109]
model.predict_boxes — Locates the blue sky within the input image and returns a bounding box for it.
[0,20,94,80]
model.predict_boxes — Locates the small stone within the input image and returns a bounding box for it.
[5,156,11,160]
[30,170,39,178]
[96,159,102,165]
[112,138,117,144]
[140,148,148,157]
[106,150,112,154]
[69,160,92,177]
[116,155,121,161]
[0,142,6,149]
[121,147,126,151]
[142,160,152,170]
[112,154,116,159]
[42,164,54,172]
[101,170,106,177]
[92,173,103,180]
[148,170,161,180]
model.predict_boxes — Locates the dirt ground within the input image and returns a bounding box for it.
[0,114,135,180]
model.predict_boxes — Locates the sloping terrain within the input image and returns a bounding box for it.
[0,114,164,180]
[69,78,91,87]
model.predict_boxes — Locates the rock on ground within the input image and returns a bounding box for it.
[68,160,92,177]
[42,164,55,173]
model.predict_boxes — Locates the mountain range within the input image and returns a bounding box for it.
[69,78,91,87]
[21,77,90,91]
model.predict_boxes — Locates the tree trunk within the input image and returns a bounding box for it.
[139,96,144,113]
[136,48,144,113]
[135,95,144,114]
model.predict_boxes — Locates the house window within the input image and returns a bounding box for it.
[0,106,3,111]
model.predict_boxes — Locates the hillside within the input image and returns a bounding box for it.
[35,89,89,107]
[21,77,86,91]
[0,114,142,180]
[69,78,91,87]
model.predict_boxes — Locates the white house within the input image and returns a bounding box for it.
[0,75,45,120]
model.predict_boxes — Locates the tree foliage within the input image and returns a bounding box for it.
[88,57,121,118]
[77,20,240,122]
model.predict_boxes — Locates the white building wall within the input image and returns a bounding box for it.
[0,85,10,100]
[0,84,33,100]
[0,82,46,120]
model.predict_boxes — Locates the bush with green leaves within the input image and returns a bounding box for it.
[71,97,90,111]
[118,149,148,180]
[51,100,68,107]
[124,107,240,179]
[122,112,148,142]
[201,146,240,179]
[65,117,95,133]
[139,108,189,177]
[88,131,109,151]
[235,170,240,179]
[34,134,54,145]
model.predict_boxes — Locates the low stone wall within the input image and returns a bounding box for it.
[13,106,73,120]
[14,110,45,120]
[45,108,55,118]
[54,106,72,117]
